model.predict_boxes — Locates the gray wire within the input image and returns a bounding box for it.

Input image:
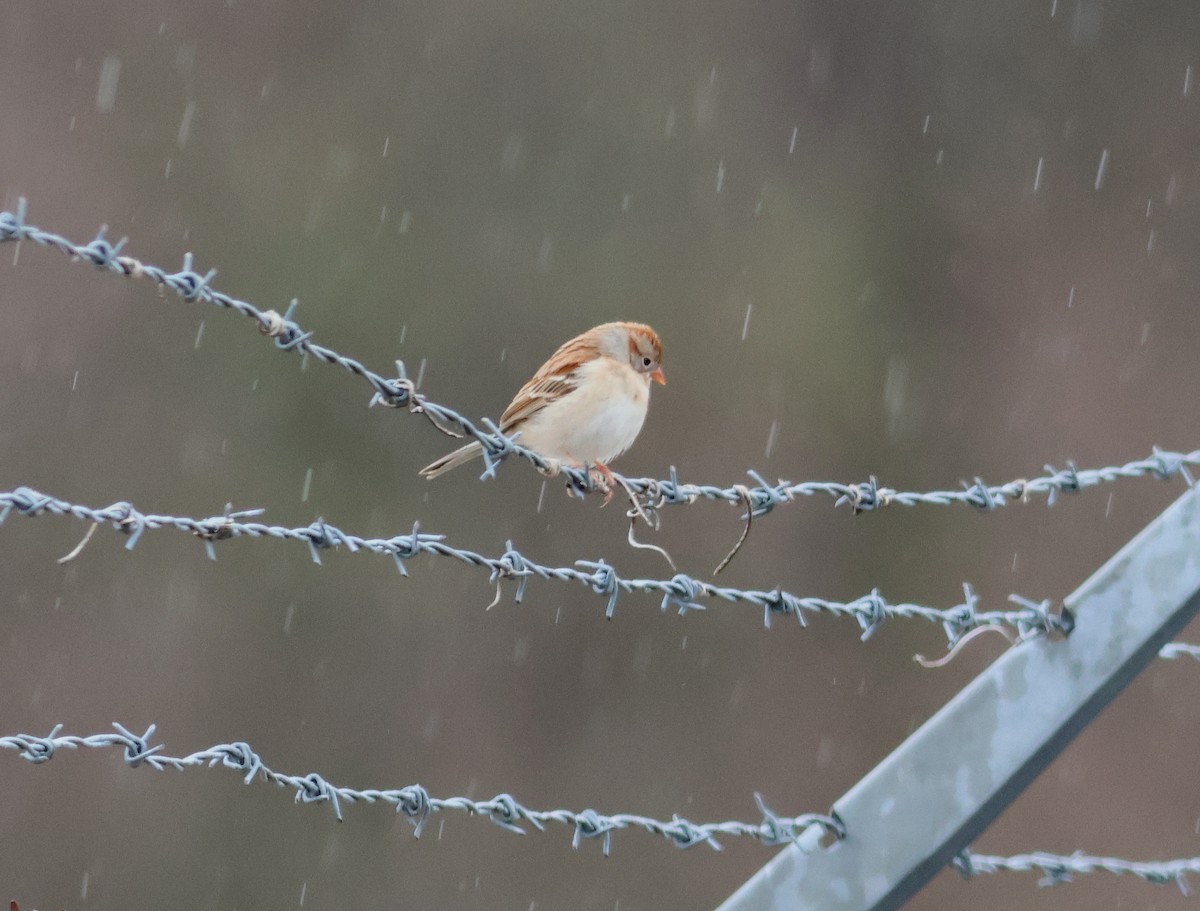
[0,485,1074,646]
[0,723,842,854]
[956,849,1200,893]
[1,198,1195,517]
[5,200,1199,890]
[1157,642,1200,661]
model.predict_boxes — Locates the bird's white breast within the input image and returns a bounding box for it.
[517,357,650,464]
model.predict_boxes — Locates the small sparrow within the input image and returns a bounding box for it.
[420,321,665,493]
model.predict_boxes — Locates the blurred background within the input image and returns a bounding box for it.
[3,0,1200,908]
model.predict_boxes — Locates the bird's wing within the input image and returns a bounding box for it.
[499,371,578,431]
[499,331,600,432]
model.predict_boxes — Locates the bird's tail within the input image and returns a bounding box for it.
[419,441,484,479]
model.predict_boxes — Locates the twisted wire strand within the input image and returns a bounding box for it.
[0,723,842,854]
[0,485,1074,645]
[957,850,1200,893]
[1,200,1196,517]
[10,722,1200,873]
[1157,642,1200,661]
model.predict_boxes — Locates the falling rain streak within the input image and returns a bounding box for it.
[4,2,1200,895]
[96,56,120,112]
[1094,148,1110,190]
[177,101,196,147]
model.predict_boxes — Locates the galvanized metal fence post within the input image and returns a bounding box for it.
[716,486,1200,911]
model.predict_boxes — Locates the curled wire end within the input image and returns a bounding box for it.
[415,401,467,439]
[57,521,99,564]
[914,624,1019,669]
[423,412,465,438]
[615,469,675,569]
[713,485,754,576]
[617,473,662,535]
[627,515,676,572]
[485,578,504,611]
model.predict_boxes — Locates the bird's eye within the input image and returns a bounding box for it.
[641,356,653,368]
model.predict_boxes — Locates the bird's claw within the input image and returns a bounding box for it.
[589,462,616,506]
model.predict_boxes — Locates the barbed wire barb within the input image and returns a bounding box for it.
[0,724,843,854]
[0,485,1075,646]
[2,201,1199,520]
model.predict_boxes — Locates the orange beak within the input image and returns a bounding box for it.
[651,368,666,386]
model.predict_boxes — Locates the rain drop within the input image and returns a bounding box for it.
[177,100,196,147]
[1094,148,1110,191]
[96,55,121,112]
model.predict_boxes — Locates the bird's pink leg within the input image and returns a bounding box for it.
[591,461,616,506]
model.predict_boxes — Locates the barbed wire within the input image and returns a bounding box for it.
[956,849,1200,893]
[17,479,1200,659]
[1,199,1197,519]
[0,723,843,854]
[1157,642,1200,661]
[9,720,1200,877]
[0,485,1075,645]
[10,721,1200,881]
[7,200,1200,897]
